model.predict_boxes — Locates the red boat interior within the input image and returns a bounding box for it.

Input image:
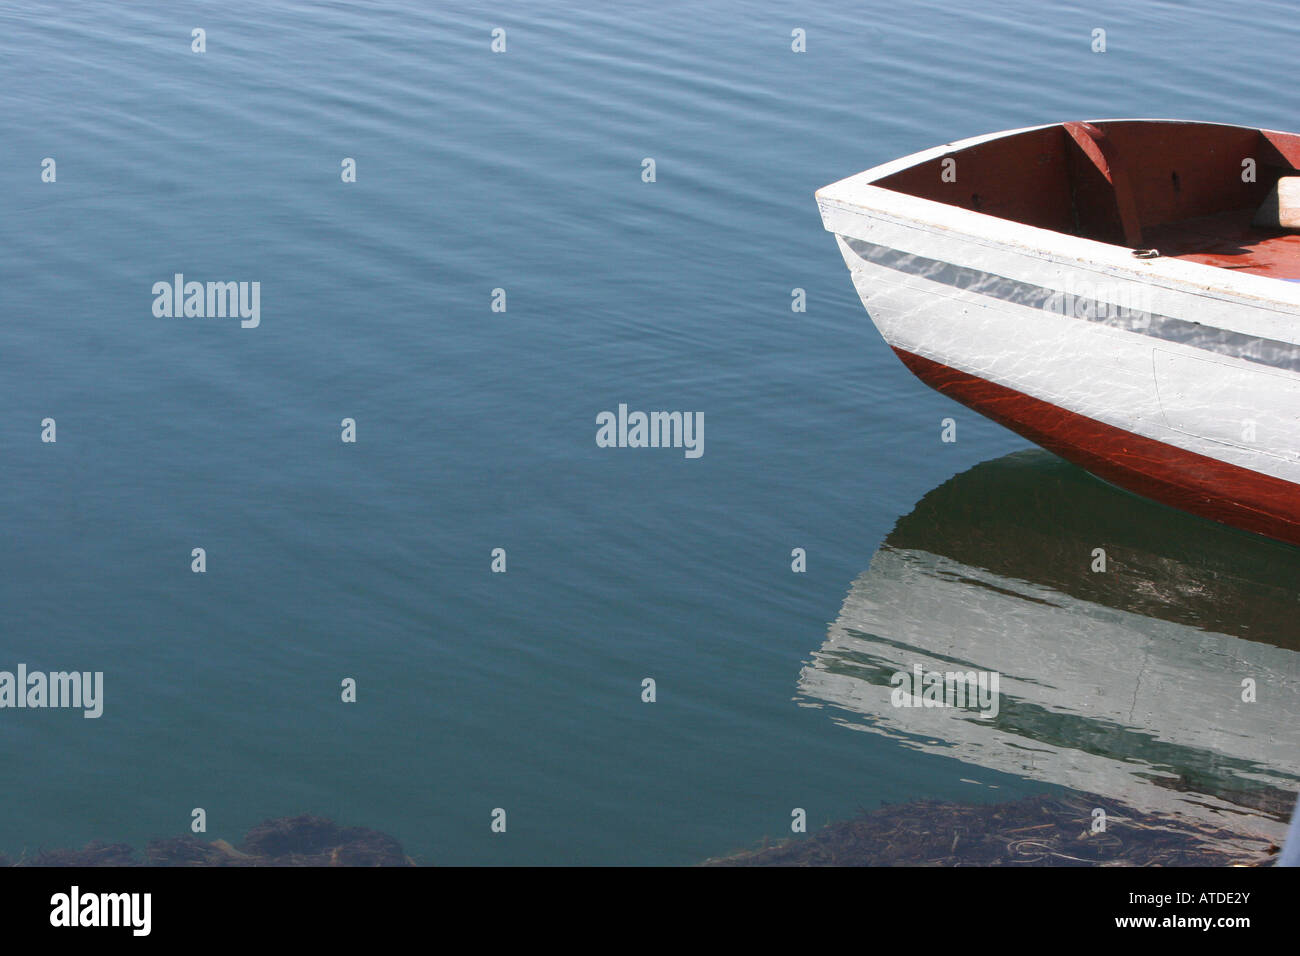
[875,120,1300,279]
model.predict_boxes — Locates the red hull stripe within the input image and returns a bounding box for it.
[893,347,1300,548]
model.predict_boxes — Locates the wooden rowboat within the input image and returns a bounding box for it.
[817,120,1300,546]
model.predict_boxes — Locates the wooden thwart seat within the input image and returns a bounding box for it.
[1254,177,1300,230]
[1062,121,1144,248]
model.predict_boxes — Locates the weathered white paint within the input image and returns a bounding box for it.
[817,121,1300,486]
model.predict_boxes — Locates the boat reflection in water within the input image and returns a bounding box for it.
[799,450,1300,849]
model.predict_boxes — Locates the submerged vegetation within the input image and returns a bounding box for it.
[1,815,414,867]
[703,793,1283,867]
[3,793,1285,866]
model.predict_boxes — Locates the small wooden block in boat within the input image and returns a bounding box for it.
[1253,176,1300,229]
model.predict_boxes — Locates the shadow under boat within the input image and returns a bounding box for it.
[798,449,1300,849]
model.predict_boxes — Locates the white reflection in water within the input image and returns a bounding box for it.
[799,450,1300,850]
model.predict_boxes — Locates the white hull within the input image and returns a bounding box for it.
[823,210,1300,481]
[817,121,1300,545]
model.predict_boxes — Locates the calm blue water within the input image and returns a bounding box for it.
[2,0,1298,864]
